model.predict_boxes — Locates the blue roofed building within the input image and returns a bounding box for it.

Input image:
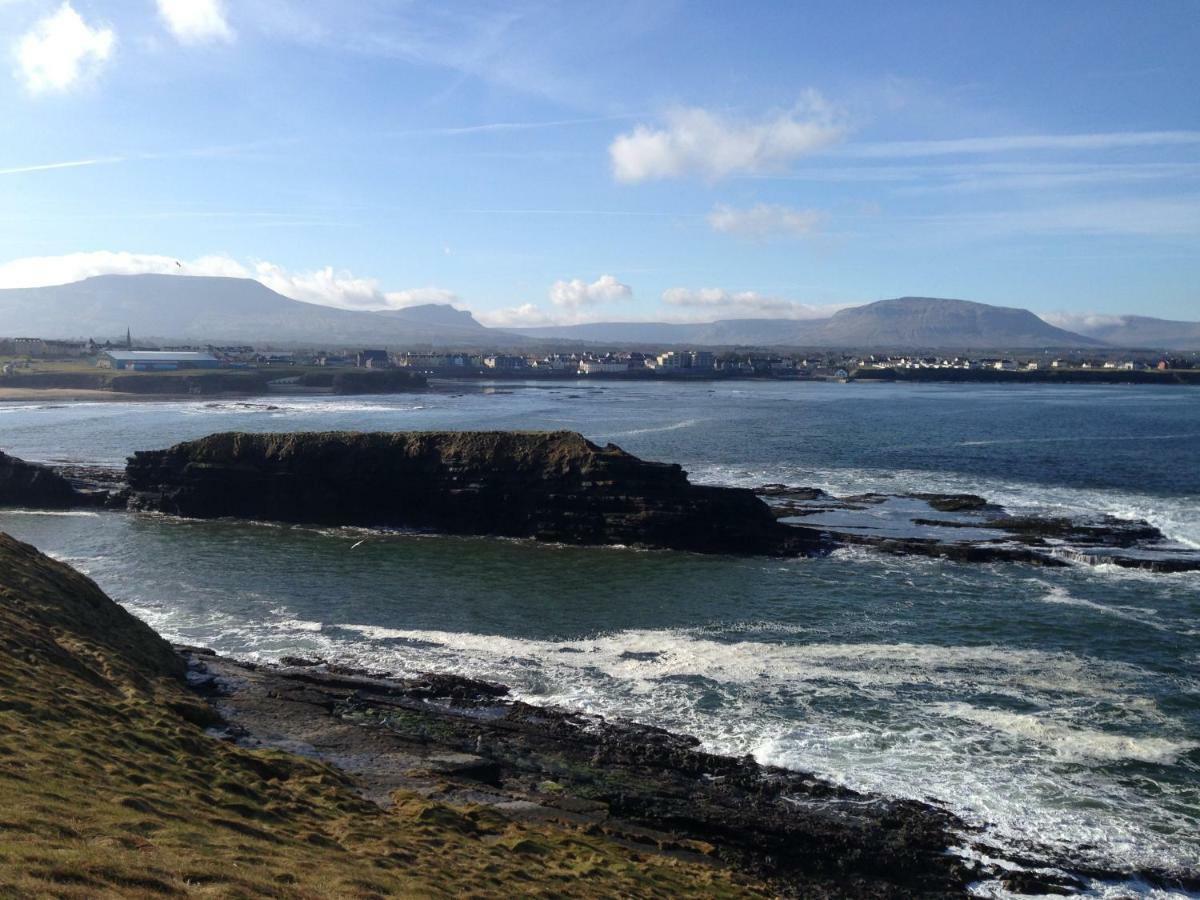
[98,351,221,371]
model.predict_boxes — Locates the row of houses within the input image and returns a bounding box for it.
[860,354,1172,372]
[390,350,854,377]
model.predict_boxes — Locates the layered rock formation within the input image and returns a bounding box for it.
[0,450,91,509]
[126,431,825,556]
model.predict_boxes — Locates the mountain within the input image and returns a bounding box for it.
[0,274,492,346]
[812,297,1104,349]
[1052,315,1200,351]
[375,303,486,331]
[514,297,1102,349]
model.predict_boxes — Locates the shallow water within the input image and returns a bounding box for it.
[1,380,1197,889]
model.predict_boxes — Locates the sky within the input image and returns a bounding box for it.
[1,0,1198,327]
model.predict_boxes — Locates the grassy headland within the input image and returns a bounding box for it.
[0,532,758,898]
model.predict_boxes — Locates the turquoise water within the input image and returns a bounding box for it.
[1,381,1197,891]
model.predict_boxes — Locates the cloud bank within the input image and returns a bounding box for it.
[610,94,844,182]
[15,3,115,93]
[0,251,457,311]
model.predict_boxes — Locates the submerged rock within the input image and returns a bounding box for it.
[126,430,828,556]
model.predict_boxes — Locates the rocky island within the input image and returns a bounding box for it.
[124,431,826,556]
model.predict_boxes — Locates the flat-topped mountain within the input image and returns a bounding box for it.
[0,274,492,346]
[516,296,1104,349]
[375,302,486,330]
[814,296,1105,349]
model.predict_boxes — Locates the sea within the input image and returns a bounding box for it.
[1,380,1197,895]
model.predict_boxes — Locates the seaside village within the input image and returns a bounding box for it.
[0,335,1192,379]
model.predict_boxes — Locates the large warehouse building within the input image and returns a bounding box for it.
[98,351,220,371]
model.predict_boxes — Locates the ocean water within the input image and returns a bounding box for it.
[1,381,1197,893]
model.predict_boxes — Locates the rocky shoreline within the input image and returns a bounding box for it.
[184,647,1194,897]
[759,484,1200,572]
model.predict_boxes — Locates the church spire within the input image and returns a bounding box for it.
[126,327,132,350]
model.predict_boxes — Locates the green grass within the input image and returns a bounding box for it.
[0,533,761,898]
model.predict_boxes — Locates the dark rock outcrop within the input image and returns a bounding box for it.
[126,431,827,556]
[763,484,1200,572]
[0,451,93,509]
[194,651,981,897]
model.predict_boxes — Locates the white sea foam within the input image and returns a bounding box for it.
[607,419,702,437]
[930,702,1197,765]
[115,602,1200,876]
[689,462,1200,549]
[0,509,101,517]
[1038,585,1172,632]
[183,399,429,416]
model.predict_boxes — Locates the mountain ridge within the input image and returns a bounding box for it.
[515,296,1109,349]
[0,274,495,347]
[1,274,1193,349]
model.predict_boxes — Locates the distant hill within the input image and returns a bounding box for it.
[1053,315,1200,351]
[2,277,1171,351]
[515,297,1102,349]
[375,303,486,331]
[812,297,1104,349]
[0,274,493,347]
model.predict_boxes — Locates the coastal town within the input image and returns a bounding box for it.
[1,335,1196,383]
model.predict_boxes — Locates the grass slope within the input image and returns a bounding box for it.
[0,532,759,898]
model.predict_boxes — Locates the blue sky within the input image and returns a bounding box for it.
[1,0,1197,326]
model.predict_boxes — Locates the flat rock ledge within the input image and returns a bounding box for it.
[186,649,1198,898]
[124,430,828,556]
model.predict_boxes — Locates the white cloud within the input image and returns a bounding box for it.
[610,94,844,183]
[662,287,844,320]
[707,203,822,239]
[549,274,632,309]
[1039,312,1127,331]
[0,251,242,287]
[0,251,457,311]
[477,303,557,328]
[15,3,115,93]
[156,0,233,45]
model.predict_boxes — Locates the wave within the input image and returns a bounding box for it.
[930,702,1197,765]
[958,432,1200,447]
[1038,585,1175,632]
[182,399,429,416]
[689,462,1200,549]
[0,509,102,518]
[120,604,1199,876]
[607,419,702,437]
